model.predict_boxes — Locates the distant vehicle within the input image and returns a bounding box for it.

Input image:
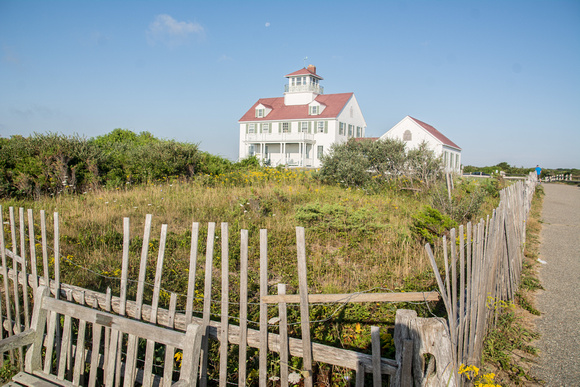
[469,172,490,176]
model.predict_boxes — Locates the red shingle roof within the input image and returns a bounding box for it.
[408,116,461,150]
[239,93,353,122]
[285,68,323,80]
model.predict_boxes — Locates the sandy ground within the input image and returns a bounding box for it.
[530,183,580,386]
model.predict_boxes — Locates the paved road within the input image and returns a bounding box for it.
[531,183,580,386]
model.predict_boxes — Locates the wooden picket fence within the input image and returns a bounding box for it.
[426,172,538,385]
[0,205,444,386]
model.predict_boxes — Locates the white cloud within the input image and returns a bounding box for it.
[147,14,205,47]
[265,22,270,27]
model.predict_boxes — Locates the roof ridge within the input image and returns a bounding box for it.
[408,116,461,150]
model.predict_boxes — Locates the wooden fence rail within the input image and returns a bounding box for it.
[0,204,440,385]
[426,172,538,386]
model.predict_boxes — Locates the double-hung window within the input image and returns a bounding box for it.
[301,122,308,133]
[248,123,256,133]
[282,122,290,133]
[317,121,325,133]
[310,105,319,115]
[348,124,353,137]
[317,145,323,159]
[256,109,264,118]
[339,122,345,136]
[262,123,269,133]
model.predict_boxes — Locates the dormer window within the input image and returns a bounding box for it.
[256,109,264,118]
[310,105,319,115]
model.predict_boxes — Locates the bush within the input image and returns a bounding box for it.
[318,140,372,187]
[430,179,488,223]
[0,130,202,199]
[411,205,458,245]
[318,138,442,189]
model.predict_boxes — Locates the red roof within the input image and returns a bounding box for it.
[285,68,323,80]
[408,116,461,150]
[239,93,353,122]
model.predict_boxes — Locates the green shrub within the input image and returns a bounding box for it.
[430,179,487,223]
[411,205,458,245]
[318,138,442,189]
[295,202,382,235]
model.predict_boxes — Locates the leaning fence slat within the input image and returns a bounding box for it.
[0,206,15,365]
[425,244,451,317]
[117,218,130,387]
[467,222,479,364]
[135,214,152,321]
[238,229,248,386]
[219,223,229,387]
[371,326,381,387]
[53,212,61,300]
[143,224,168,387]
[458,225,466,366]
[19,208,30,328]
[9,208,21,334]
[9,207,23,370]
[465,221,472,360]
[40,210,50,289]
[450,228,458,368]
[278,283,288,386]
[119,218,130,316]
[126,214,152,385]
[163,293,178,387]
[259,229,268,387]
[27,209,39,291]
[103,288,112,375]
[443,235,451,320]
[296,227,313,387]
[0,206,15,346]
[199,222,215,387]
[185,222,199,326]
[72,291,87,385]
[57,290,73,380]
[88,298,103,387]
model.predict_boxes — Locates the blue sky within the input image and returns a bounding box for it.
[1,1,579,168]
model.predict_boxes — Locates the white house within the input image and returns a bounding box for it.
[380,116,462,173]
[238,65,367,168]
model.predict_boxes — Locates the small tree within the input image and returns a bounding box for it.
[319,138,442,188]
[319,140,371,186]
[406,141,443,186]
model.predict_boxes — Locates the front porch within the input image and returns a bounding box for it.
[249,142,316,167]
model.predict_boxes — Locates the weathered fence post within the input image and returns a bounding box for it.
[393,309,456,386]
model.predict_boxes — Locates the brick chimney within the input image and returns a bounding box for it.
[307,64,316,74]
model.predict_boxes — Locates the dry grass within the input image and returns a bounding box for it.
[2,171,439,303]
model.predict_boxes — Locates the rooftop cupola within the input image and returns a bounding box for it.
[284,64,324,106]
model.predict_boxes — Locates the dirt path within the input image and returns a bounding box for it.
[531,183,580,385]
